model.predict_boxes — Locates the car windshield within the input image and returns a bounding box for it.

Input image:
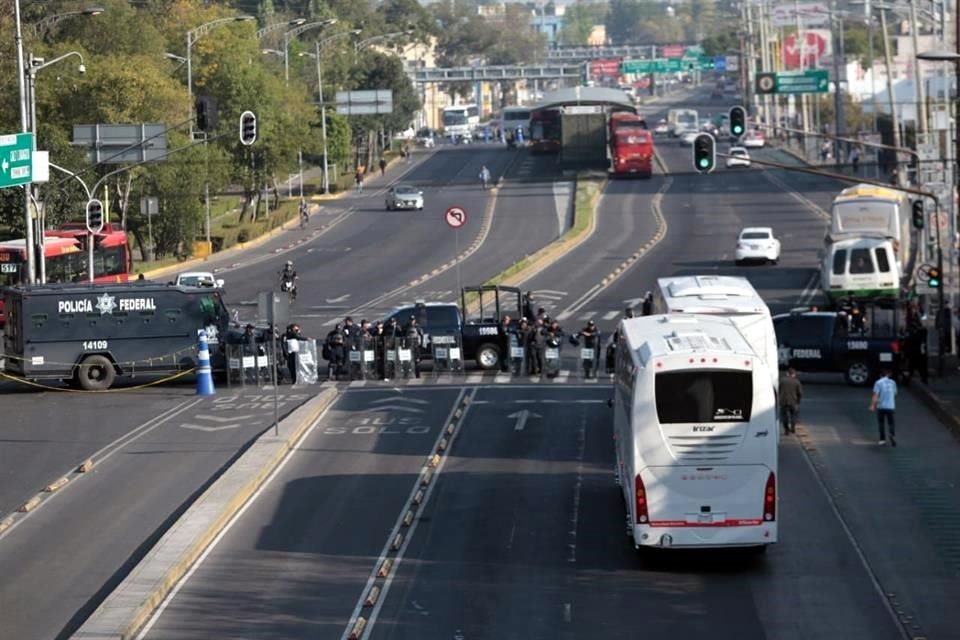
[741,232,770,240]
[179,275,214,286]
[395,186,419,195]
[731,149,747,156]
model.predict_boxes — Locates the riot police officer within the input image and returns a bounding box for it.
[324,324,346,380]
[404,315,424,378]
[528,317,546,375]
[641,292,654,316]
[499,314,513,373]
[282,323,302,383]
[573,320,601,378]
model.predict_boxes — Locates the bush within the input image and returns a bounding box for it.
[237,228,251,243]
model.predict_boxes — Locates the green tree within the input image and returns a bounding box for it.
[560,1,603,46]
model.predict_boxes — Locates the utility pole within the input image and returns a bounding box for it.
[830,0,847,158]
[908,0,927,135]
[879,8,903,166]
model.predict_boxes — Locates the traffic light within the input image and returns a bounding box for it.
[912,199,924,230]
[928,265,942,289]
[729,105,746,137]
[692,133,716,173]
[195,95,218,133]
[239,110,257,146]
[85,199,104,234]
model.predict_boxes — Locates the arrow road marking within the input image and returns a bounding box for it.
[371,397,429,405]
[180,414,255,432]
[509,409,542,432]
[366,405,424,414]
[326,294,351,304]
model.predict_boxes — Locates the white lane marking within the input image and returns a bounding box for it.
[602,310,619,321]
[0,398,203,541]
[580,311,596,320]
[568,411,587,563]
[796,270,819,306]
[340,388,473,640]
[134,400,338,639]
[556,310,573,321]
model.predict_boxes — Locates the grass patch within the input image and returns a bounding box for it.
[463,170,607,309]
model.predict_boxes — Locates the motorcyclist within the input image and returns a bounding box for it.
[279,261,297,300]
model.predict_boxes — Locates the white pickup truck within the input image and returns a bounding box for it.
[174,271,224,288]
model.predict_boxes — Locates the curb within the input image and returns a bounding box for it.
[70,387,341,640]
[909,382,960,441]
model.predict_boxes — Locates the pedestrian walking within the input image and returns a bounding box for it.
[379,157,387,176]
[869,368,898,446]
[778,367,802,434]
[354,169,364,193]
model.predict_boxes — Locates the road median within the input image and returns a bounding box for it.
[464,170,607,311]
[71,387,341,640]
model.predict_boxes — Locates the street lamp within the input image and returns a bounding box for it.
[354,30,415,64]
[31,7,104,39]
[26,51,86,284]
[185,15,255,135]
[281,19,338,84]
[255,18,307,40]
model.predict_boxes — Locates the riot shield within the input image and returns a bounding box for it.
[509,333,526,376]
[348,347,363,380]
[295,339,319,385]
[431,334,463,376]
[360,339,377,379]
[580,343,600,379]
[397,337,415,379]
[544,344,561,378]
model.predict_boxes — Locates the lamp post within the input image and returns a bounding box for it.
[26,51,86,285]
[281,19,337,84]
[255,18,307,40]
[186,15,255,136]
[299,30,362,195]
[355,30,414,64]
[31,7,104,39]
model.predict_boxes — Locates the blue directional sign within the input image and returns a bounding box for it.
[713,56,727,72]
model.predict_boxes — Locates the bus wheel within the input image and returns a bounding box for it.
[76,355,116,391]
[844,360,871,386]
[475,343,501,370]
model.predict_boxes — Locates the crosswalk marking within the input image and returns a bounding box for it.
[580,311,597,320]
[555,310,573,321]
[602,310,619,320]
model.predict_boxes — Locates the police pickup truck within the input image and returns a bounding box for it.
[383,285,523,370]
[2,282,236,390]
[773,306,905,386]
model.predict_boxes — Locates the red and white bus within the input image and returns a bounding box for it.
[0,224,132,326]
[609,111,654,177]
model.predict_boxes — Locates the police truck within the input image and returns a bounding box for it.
[2,282,235,390]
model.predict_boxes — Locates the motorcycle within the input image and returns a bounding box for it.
[280,278,297,301]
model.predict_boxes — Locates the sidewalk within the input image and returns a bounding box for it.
[909,353,960,441]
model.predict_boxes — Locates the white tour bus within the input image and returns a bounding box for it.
[613,314,778,552]
[442,104,480,139]
[500,106,532,141]
[653,275,779,390]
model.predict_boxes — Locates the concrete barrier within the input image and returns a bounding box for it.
[71,386,341,640]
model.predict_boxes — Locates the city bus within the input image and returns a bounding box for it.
[442,104,480,140]
[529,108,562,154]
[500,106,532,143]
[0,225,132,327]
[608,112,653,177]
[612,314,778,552]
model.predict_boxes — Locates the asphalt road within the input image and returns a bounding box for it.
[0,143,568,640]
[135,382,960,639]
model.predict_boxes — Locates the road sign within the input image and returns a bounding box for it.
[445,206,467,228]
[756,70,828,94]
[0,133,33,189]
[621,56,716,75]
[713,56,727,72]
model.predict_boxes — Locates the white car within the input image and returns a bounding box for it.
[735,227,780,265]
[385,185,424,211]
[741,130,766,149]
[653,120,669,135]
[679,130,699,145]
[175,271,224,288]
[726,146,751,168]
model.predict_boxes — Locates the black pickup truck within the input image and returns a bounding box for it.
[383,285,524,370]
[773,305,906,386]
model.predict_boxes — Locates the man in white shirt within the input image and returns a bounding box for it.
[869,368,898,447]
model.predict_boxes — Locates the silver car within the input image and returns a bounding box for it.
[385,185,424,211]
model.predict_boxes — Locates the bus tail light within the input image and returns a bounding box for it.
[890,340,900,353]
[635,475,649,524]
[763,472,776,521]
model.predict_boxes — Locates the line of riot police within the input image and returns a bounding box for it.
[322,315,426,380]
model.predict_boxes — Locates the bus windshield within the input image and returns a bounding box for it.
[443,111,468,126]
[655,370,753,423]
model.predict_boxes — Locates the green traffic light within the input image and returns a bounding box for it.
[732,126,743,135]
[698,158,709,168]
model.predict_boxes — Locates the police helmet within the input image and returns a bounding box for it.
[286,260,293,267]
[588,320,596,326]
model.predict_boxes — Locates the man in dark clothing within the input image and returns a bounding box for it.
[641,292,654,316]
[523,292,536,324]
[779,367,803,434]
[283,324,303,383]
[906,324,929,384]
[324,324,346,380]
[528,317,546,375]
[573,320,600,378]
[404,316,424,378]
[499,314,513,373]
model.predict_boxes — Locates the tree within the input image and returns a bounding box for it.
[560,2,604,46]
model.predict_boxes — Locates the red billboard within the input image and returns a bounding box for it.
[591,58,622,78]
[782,31,830,69]
[661,45,685,59]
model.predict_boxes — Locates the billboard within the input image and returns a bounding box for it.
[590,59,621,79]
[771,2,830,27]
[782,30,833,70]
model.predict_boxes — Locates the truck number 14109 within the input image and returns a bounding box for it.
[83,340,108,350]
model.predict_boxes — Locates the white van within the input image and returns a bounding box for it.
[820,236,900,301]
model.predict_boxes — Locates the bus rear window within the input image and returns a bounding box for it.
[832,249,847,275]
[655,371,753,423]
[849,248,874,274]
[874,247,891,273]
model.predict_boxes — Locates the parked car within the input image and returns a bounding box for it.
[385,185,424,211]
[679,130,699,145]
[653,119,669,135]
[175,271,224,288]
[742,130,766,148]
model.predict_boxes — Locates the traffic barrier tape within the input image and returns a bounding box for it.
[0,367,196,393]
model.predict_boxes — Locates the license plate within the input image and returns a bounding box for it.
[697,514,713,524]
